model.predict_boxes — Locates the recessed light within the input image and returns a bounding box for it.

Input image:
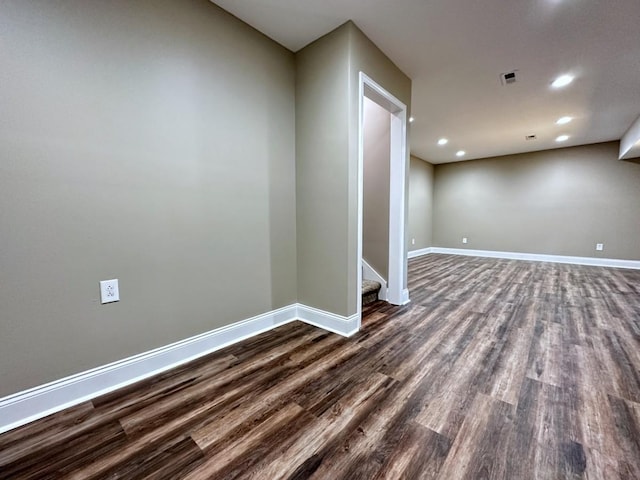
[456,150,466,157]
[438,138,448,146]
[551,74,574,88]
[409,117,415,123]
[556,116,572,125]
[556,134,569,142]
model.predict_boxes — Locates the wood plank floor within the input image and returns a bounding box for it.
[1,254,640,479]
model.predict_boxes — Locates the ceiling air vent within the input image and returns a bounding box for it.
[500,70,518,85]
[525,135,537,141]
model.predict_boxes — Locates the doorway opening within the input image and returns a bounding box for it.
[357,72,409,319]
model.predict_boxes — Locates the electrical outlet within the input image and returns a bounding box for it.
[100,279,120,304]
[462,237,468,244]
[596,243,604,251]
[411,238,415,245]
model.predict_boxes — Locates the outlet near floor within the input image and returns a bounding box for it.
[596,243,604,251]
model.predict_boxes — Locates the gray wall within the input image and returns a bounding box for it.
[295,24,351,315]
[347,24,412,313]
[408,156,434,250]
[0,0,297,397]
[363,98,391,280]
[296,22,411,316]
[433,142,640,260]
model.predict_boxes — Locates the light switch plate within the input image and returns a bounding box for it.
[100,279,120,304]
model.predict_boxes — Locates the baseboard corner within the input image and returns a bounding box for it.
[408,247,433,259]
[296,304,360,337]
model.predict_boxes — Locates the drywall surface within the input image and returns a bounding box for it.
[363,97,391,280]
[433,142,640,259]
[295,24,351,315]
[295,22,411,316]
[347,23,412,313]
[408,156,434,249]
[0,0,296,397]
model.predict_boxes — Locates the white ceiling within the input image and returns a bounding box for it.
[212,0,640,164]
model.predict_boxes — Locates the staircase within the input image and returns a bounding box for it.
[362,279,382,306]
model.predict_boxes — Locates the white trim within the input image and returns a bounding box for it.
[429,247,640,269]
[0,303,360,434]
[408,247,434,259]
[619,113,640,160]
[356,73,365,320]
[401,288,410,305]
[388,107,408,305]
[358,72,409,309]
[296,304,360,337]
[362,259,388,301]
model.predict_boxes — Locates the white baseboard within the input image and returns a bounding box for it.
[0,303,360,434]
[362,259,388,301]
[296,304,360,337]
[401,288,410,305]
[429,247,640,270]
[408,247,433,258]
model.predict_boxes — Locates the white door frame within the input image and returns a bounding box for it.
[357,72,409,317]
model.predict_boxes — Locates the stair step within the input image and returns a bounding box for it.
[362,280,382,306]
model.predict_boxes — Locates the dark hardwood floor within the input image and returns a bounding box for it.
[1,254,640,479]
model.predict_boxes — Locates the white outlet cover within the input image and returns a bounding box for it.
[596,243,604,251]
[100,279,120,304]
[462,237,468,244]
[412,238,415,245]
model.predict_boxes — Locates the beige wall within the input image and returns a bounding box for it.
[408,156,434,249]
[0,0,297,397]
[296,22,411,316]
[295,24,351,315]
[363,98,391,280]
[433,142,640,260]
[347,23,412,313]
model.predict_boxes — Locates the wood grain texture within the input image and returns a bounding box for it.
[1,254,639,479]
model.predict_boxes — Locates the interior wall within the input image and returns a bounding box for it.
[295,22,411,317]
[433,142,640,260]
[363,97,391,280]
[295,24,351,316]
[347,23,412,313]
[408,155,434,250]
[0,0,297,398]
